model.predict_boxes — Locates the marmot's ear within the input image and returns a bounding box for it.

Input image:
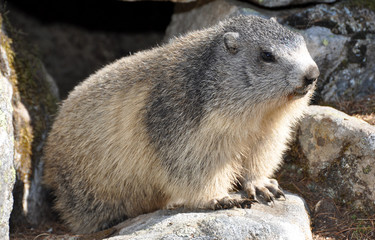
[270,17,278,23]
[224,32,240,54]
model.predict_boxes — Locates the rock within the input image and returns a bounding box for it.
[298,105,375,213]
[108,193,312,240]
[1,13,60,230]
[301,26,349,93]
[247,0,335,8]
[165,0,245,40]
[0,19,16,240]
[280,2,375,104]
[165,0,273,41]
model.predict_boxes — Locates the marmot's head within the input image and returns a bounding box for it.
[214,15,319,108]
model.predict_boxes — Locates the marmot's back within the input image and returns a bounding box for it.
[43,15,319,234]
[44,51,169,233]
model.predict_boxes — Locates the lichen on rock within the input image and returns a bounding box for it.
[298,106,375,213]
[1,12,59,230]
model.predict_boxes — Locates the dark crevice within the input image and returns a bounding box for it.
[7,0,174,33]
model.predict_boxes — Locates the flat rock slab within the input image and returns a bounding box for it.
[107,193,312,240]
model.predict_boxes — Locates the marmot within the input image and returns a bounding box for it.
[43,15,319,234]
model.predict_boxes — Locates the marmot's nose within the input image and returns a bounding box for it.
[303,65,320,87]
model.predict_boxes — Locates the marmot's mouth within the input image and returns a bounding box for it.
[292,87,309,96]
[288,84,315,100]
[291,78,317,98]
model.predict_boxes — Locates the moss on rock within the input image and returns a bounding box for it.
[1,12,59,228]
[1,14,33,187]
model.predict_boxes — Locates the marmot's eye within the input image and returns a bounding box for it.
[261,51,276,63]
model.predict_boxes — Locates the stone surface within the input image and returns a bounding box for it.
[165,0,242,40]
[166,0,294,41]
[247,0,335,8]
[301,26,349,95]
[1,12,60,230]
[0,21,16,240]
[280,2,375,104]
[108,193,312,240]
[298,105,375,213]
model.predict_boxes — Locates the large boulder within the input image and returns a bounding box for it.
[0,18,16,240]
[108,193,312,240]
[297,106,375,213]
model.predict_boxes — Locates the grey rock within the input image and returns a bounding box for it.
[108,193,312,240]
[281,4,375,35]
[0,31,16,240]
[165,0,278,41]
[2,12,60,229]
[321,34,375,102]
[247,0,335,8]
[165,0,243,40]
[298,105,375,212]
[302,26,349,93]
[280,3,375,103]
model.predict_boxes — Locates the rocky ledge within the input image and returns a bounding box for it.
[107,193,312,240]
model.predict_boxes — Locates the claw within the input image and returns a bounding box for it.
[210,197,254,210]
[243,178,285,205]
[214,202,223,210]
[240,199,253,209]
[264,194,274,204]
[235,200,242,208]
[276,189,286,201]
[250,198,259,204]
[267,199,275,207]
[248,194,259,204]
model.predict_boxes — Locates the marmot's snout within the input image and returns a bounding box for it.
[303,65,320,87]
[292,64,319,97]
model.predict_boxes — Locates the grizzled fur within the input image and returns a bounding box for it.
[43,15,319,233]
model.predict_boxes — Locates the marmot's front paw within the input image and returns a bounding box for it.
[208,197,253,210]
[243,178,285,204]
